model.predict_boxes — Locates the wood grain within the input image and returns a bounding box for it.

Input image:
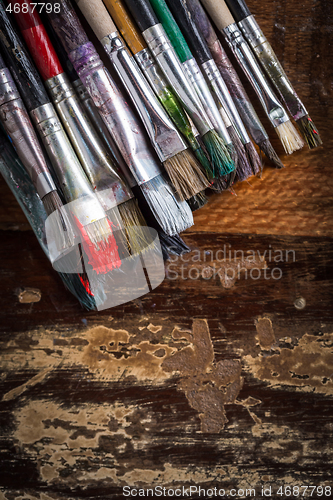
[0,0,333,497]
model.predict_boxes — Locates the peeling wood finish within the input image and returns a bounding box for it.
[0,0,333,496]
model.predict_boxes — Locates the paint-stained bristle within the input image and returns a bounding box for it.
[193,146,213,178]
[259,139,284,169]
[244,141,262,177]
[42,190,75,249]
[275,120,304,154]
[187,191,208,211]
[117,198,154,256]
[84,217,113,250]
[160,232,190,259]
[296,115,322,150]
[164,149,210,201]
[211,172,236,192]
[202,130,235,177]
[139,174,193,236]
[227,127,253,182]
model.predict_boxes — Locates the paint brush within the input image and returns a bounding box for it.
[0,0,120,269]
[157,0,261,178]
[122,0,235,180]
[101,0,213,181]
[66,74,192,256]
[73,0,210,202]
[0,125,101,310]
[9,0,151,258]
[0,52,75,252]
[186,0,284,169]
[46,0,193,236]
[200,0,304,155]
[224,0,322,149]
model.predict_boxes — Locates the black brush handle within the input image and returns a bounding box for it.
[123,0,159,33]
[0,0,50,111]
[47,0,89,51]
[166,0,212,65]
[39,10,79,83]
[224,0,251,22]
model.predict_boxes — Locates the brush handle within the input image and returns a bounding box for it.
[148,0,192,63]
[8,0,63,81]
[75,0,117,39]
[103,0,147,55]
[200,0,235,30]
[188,0,268,143]
[0,0,50,111]
[47,0,89,50]
[39,10,79,83]
[165,0,211,65]
[123,0,159,33]
[225,0,250,23]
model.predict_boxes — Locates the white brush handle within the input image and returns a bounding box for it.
[200,0,235,30]
[76,0,117,40]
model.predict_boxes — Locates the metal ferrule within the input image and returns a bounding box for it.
[0,69,56,198]
[69,42,162,186]
[202,58,251,144]
[182,58,230,144]
[31,102,107,227]
[72,78,137,189]
[135,47,168,96]
[45,72,132,210]
[223,23,289,128]
[238,15,307,121]
[101,32,187,162]
[143,24,213,136]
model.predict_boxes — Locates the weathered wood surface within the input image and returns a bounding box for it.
[0,0,333,498]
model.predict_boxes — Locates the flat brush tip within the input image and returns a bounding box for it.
[164,149,210,201]
[296,115,323,150]
[259,139,284,169]
[203,130,235,178]
[275,120,305,155]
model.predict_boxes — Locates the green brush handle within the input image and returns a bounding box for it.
[149,0,192,63]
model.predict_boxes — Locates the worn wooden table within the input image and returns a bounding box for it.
[0,0,333,499]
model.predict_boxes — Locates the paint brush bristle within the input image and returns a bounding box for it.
[164,149,210,201]
[117,198,153,256]
[139,174,193,236]
[202,130,235,177]
[187,191,208,211]
[275,120,305,155]
[160,232,190,258]
[259,139,284,169]
[193,145,213,177]
[84,217,114,250]
[42,190,75,249]
[296,115,322,150]
[244,141,262,177]
[227,126,253,181]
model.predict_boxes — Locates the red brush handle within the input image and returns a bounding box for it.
[8,0,63,81]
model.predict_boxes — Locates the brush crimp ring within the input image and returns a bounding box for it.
[238,15,307,121]
[101,32,187,162]
[182,58,230,144]
[69,42,162,186]
[0,68,21,105]
[143,24,213,136]
[223,23,289,128]
[135,48,167,95]
[46,73,133,210]
[202,58,250,144]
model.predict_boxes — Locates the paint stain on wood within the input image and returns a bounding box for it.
[16,287,41,303]
[244,332,333,395]
[255,317,276,350]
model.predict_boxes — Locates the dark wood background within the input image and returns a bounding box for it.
[0,0,333,498]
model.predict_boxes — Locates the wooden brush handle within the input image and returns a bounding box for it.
[225,0,251,23]
[103,0,147,55]
[0,0,50,111]
[149,0,192,63]
[123,0,159,33]
[76,0,117,41]
[9,0,63,81]
[200,0,235,31]
[166,0,212,65]
[47,0,89,52]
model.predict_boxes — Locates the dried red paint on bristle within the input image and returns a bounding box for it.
[74,216,121,274]
[79,275,94,296]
